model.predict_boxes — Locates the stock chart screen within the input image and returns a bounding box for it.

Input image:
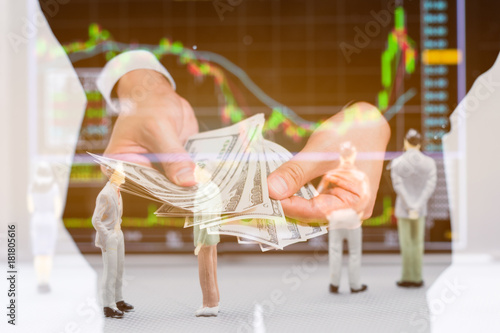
[37,0,494,253]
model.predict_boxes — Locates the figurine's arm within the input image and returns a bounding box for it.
[391,166,417,209]
[92,193,112,250]
[414,160,437,210]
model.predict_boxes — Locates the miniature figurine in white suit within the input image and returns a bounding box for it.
[92,164,134,318]
[317,142,371,294]
[391,129,437,288]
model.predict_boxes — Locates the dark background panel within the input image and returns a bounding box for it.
[42,0,499,253]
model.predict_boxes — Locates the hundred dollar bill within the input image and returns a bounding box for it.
[167,115,266,211]
[90,114,266,213]
[182,145,278,227]
[199,149,303,249]
[155,142,269,216]
[237,237,259,245]
[207,218,282,249]
[159,139,324,251]
[90,113,327,252]
[213,140,325,251]
[260,243,278,252]
[266,141,328,242]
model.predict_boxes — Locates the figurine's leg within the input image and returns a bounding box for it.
[347,227,362,290]
[212,246,220,303]
[197,245,219,308]
[115,229,125,303]
[329,228,345,288]
[413,217,425,282]
[102,233,119,308]
[34,255,52,285]
[31,214,56,290]
[397,218,412,282]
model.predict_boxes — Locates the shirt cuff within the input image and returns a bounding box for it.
[96,50,176,113]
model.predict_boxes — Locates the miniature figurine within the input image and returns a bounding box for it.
[28,162,61,294]
[92,163,134,318]
[317,142,370,294]
[192,167,221,317]
[390,129,437,288]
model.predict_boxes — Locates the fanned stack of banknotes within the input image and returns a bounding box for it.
[89,114,327,251]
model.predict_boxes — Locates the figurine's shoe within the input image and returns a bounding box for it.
[195,306,219,317]
[116,300,134,312]
[411,281,424,288]
[329,284,339,294]
[350,284,368,293]
[396,281,414,288]
[104,307,124,318]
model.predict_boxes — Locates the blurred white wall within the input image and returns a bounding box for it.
[1,1,102,332]
[443,53,500,259]
[0,0,30,260]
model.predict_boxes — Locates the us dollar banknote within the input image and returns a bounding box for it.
[90,113,326,251]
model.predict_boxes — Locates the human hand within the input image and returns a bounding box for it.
[318,169,370,222]
[408,209,419,219]
[104,69,199,186]
[267,102,390,223]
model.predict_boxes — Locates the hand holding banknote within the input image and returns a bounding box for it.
[102,69,389,230]
[91,114,328,251]
[268,102,390,223]
[104,69,199,186]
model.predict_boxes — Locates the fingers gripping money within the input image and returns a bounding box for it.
[91,99,390,250]
[89,114,328,251]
